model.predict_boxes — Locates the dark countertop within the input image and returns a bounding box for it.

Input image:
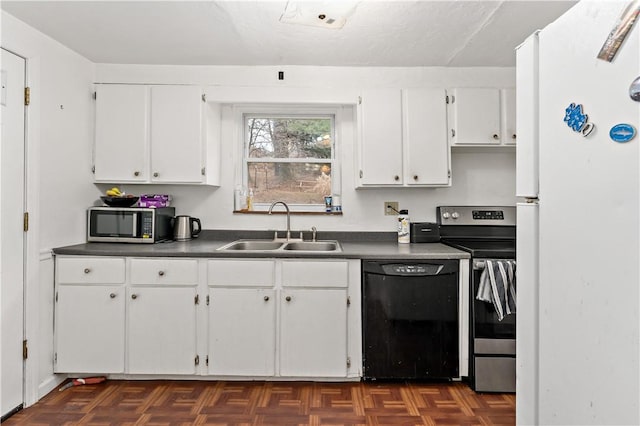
[53,230,470,260]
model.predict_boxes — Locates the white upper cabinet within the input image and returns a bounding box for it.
[403,88,450,186]
[448,88,516,146]
[94,84,219,185]
[357,89,404,186]
[94,84,149,182]
[357,88,450,187]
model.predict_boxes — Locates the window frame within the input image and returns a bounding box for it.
[234,104,343,213]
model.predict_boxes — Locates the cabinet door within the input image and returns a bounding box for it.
[357,89,403,185]
[502,88,517,145]
[449,88,501,145]
[150,86,204,183]
[127,287,197,374]
[404,88,450,186]
[94,84,148,182]
[55,285,125,373]
[280,289,348,377]
[208,288,276,376]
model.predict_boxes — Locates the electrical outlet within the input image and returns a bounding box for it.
[385,201,399,216]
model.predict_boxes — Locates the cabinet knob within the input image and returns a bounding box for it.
[131,294,138,300]
[84,268,91,274]
[413,175,418,181]
[394,175,399,181]
[158,270,165,276]
[493,134,500,140]
[110,293,116,299]
[263,296,270,301]
[512,134,517,139]
[285,296,292,302]
[153,172,159,177]
[134,171,140,177]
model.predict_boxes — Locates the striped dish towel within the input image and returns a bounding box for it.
[476,260,516,321]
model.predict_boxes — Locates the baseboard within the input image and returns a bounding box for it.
[38,375,65,400]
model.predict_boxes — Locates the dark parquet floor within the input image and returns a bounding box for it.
[3,380,515,426]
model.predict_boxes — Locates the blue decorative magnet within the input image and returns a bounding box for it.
[609,123,636,143]
[564,103,595,136]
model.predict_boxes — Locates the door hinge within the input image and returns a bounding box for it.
[195,294,200,305]
[55,291,58,302]
[93,91,97,100]
[451,129,456,138]
[347,357,351,368]
[206,355,209,366]
[24,87,30,106]
[195,355,200,366]
[201,167,205,176]
[445,95,449,104]
[448,170,451,179]
[359,170,363,179]
[201,93,206,102]
[206,295,210,306]
[54,352,57,364]
[91,165,95,174]
[347,296,351,307]
[23,340,28,360]
[23,212,29,232]
[358,96,362,105]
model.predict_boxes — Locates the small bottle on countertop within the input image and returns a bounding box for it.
[246,188,254,211]
[398,209,410,244]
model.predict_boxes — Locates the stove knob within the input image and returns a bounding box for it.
[442,212,450,219]
[452,212,460,219]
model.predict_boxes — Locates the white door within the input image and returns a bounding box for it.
[94,84,149,182]
[150,86,203,183]
[54,285,125,374]
[1,48,26,418]
[127,287,197,374]
[280,289,347,377]
[208,288,276,376]
[448,88,501,145]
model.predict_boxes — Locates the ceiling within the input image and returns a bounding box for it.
[1,1,577,67]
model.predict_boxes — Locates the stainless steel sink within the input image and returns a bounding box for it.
[282,241,341,251]
[217,240,285,251]
[217,239,341,252]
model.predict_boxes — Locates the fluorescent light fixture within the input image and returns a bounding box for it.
[279,1,359,29]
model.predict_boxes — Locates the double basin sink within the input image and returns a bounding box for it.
[217,239,341,252]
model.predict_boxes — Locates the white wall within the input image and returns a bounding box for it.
[96,64,516,232]
[1,11,96,404]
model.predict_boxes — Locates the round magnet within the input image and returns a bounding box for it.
[630,76,640,101]
[609,123,636,143]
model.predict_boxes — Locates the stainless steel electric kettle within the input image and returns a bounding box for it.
[173,215,201,241]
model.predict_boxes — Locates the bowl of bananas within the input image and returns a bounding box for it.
[101,187,139,207]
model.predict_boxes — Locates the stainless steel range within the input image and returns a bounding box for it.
[438,206,516,393]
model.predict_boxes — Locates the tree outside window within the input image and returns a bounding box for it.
[244,114,336,210]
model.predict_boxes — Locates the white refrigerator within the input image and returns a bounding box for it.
[516,1,639,425]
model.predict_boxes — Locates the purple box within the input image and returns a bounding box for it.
[138,194,171,208]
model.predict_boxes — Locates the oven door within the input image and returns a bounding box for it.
[472,259,516,340]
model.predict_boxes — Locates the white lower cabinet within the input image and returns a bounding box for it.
[280,288,347,377]
[55,284,125,373]
[127,286,198,374]
[54,255,359,380]
[208,288,276,376]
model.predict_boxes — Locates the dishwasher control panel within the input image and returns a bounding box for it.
[381,263,444,276]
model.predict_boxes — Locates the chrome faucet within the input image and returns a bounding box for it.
[268,201,291,240]
[311,226,317,242]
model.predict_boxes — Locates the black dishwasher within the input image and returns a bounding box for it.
[362,260,459,380]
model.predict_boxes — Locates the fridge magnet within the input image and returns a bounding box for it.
[609,123,636,143]
[630,76,640,101]
[597,0,640,62]
[564,103,595,137]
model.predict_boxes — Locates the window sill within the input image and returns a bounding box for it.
[233,210,343,216]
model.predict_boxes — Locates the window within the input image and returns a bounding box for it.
[241,109,340,212]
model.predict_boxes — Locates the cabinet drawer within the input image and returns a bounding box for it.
[57,257,125,284]
[130,258,198,285]
[282,260,348,288]
[208,259,275,287]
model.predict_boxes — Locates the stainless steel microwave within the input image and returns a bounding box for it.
[87,207,175,243]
